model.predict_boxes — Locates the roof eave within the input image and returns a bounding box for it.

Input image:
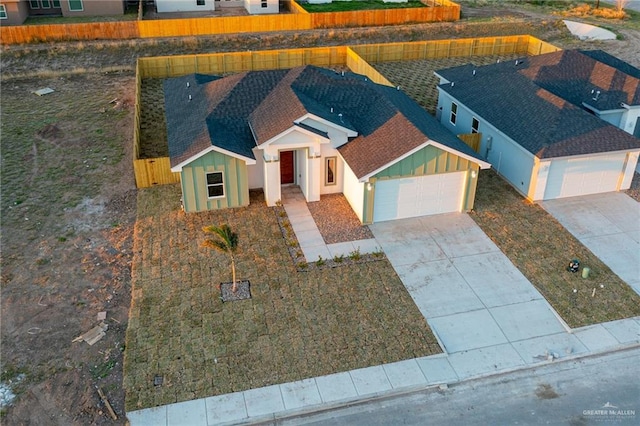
[170,145,256,172]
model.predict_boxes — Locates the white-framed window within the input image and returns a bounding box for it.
[471,117,479,134]
[196,0,205,5]
[41,0,51,8]
[261,0,267,7]
[29,0,39,9]
[206,172,224,198]
[0,5,6,19]
[325,157,337,186]
[450,102,458,125]
[53,0,61,7]
[68,0,83,11]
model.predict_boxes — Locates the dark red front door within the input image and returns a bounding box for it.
[280,151,294,184]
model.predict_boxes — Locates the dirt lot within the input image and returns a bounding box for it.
[1,2,639,424]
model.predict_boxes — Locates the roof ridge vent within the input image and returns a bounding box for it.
[593,90,601,101]
[186,82,190,88]
[451,82,455,87]
[330,107,334,113]
[472,69,476,76]
[396,85,400,90]
[515,60,519,65]
[188,94,192,101]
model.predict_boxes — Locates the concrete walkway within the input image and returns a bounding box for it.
[541,193,640,295]
[128,212,640,426]
[281,186,380,261]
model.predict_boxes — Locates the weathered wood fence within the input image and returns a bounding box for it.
[132,35,560,188]
[0,0,459,44]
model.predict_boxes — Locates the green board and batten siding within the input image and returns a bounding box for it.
[361,144,480,223]
[180,151,250,212]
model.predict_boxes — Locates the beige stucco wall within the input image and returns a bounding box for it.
[60,0,124,16]
[1,0,30,26]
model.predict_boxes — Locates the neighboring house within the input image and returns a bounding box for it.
[155,0,215,13]
[0,0,124,25]
[164,66,490,223]
[154,0,278,14]
[435,49,640,201]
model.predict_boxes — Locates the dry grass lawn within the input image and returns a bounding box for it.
[471,170,640,328]
[123,185,441,411]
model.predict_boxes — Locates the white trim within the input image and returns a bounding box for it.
[535,148,640,163]
[449,101,458,125]
[258,123,330,148]
[205,171,225,199]
[0,5,7,19]
[170,146,256,172]
[471,116,479,134]
[358,139,490,182]
[68,0,83,11]
[294,113,358,137]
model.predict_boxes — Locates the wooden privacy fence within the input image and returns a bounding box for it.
[0,0,459,44]
[458,133,482,153]
[0,21,139,44]
[133,35,559,188]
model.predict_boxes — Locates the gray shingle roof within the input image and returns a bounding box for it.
[436,50,640,159]
[165,66,487,176]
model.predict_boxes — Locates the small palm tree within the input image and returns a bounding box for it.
[202,224,239,293]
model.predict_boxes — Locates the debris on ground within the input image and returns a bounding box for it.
[72,322,108,345]
[32,87,54,96]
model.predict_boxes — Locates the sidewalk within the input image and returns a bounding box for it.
[127,210,640,426]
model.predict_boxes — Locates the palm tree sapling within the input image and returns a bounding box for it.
[202,224,239,293]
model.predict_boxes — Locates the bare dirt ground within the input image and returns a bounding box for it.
[1,2,638,425]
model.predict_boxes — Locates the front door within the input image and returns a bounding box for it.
[280,150,295,184]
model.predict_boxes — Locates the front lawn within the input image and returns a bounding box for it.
[123,185,441,410]
[471,170,640,328]
[300,0,427,13]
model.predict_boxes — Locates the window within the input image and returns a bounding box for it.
[41,0,51,8]
[325,157,337,186]
[0,5,6,19]
[450,102,457,125]
[471,117,479,134]
[196,0,205,5]
[68,0,83,11]
[206,172,224,198]
[29,0,39,9]
[261,1,267,7]
[53,0,61,7]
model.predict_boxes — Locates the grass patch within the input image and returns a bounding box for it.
[470,170,640,328]
[24,10,138,25]
[123,185,441,410]
[300,0,427,13]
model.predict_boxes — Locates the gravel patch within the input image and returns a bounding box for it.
[307,193,374,244]
[625,172,640,202]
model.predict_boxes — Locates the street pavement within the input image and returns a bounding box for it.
[277,346,640,425]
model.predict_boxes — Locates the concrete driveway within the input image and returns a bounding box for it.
[541,193,640,295]
[369,214,584,366]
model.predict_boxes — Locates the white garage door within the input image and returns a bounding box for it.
[544,154,625,200]
[373,172,466,222]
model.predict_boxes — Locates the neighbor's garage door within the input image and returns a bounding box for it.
[544,153,625,200]
[373,172,466,222]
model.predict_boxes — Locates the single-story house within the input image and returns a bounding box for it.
[155,0,278,14]
[164,65,490,223]
[435,49,640,201]
[0,0,125,25]
[155,0,214,13]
